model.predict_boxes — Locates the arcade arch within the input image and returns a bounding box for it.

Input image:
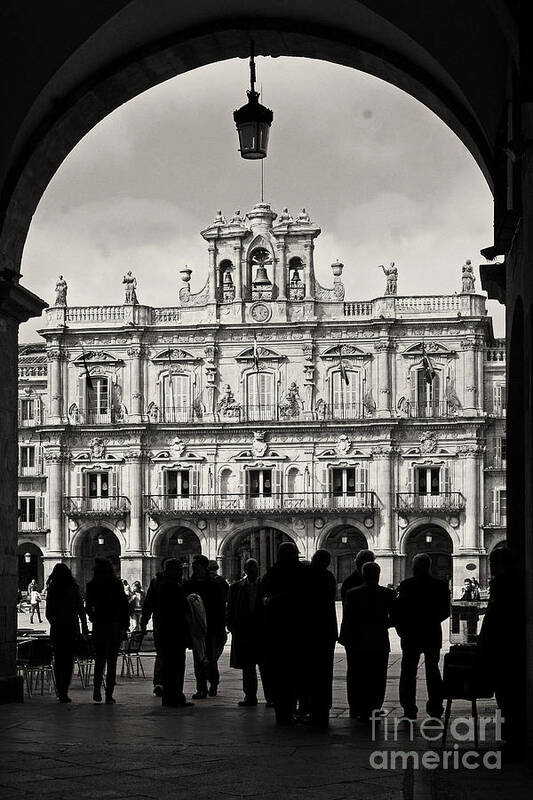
[219,526,294,582]
[402,523,454,585]
[17,542,44,592]
[153,525,202,580]
[319,524,369,594]
[72,525,122,590]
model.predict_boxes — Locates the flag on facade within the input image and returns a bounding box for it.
[422,344,436,385]
[338,347,350,385]
[167,349,175,418]
[253,334,260,372]
[81,350,94,390]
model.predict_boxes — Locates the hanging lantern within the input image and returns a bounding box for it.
[425,534,433,544]
[24,552,31,564]
[233,41,273,159]
[97,532,105,546]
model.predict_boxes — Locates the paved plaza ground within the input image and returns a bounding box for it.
[2,612,532,800]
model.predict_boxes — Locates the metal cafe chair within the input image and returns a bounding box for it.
[74,634,96,689]
[441,644,494,750]
[17,638,56,697]
[119,631,146,679]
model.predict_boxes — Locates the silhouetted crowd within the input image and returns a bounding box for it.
[43,542,525,755]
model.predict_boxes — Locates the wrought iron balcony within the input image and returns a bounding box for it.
[63,496,131,517]
[403,400,456,419]
[395,492,465,513]
[143,491,377,518]
[18,513,48,532]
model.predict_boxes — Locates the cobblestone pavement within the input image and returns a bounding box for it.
[4,615,532,799]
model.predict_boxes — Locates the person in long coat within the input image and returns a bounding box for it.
[226,558,272,707]
[260,541,308,725]
[85,557,130,704]
[395,553,450,719]
[45,563,88,703]
[141,558,192,707]
[339,561,396,720]
[301,549,338,725]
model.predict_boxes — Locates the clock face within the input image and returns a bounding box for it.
[251,303,271,322]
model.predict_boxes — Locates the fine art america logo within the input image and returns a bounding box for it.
[369,711,504,770]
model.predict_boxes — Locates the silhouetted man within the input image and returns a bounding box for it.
[395,553,450,719]
[208,559,230,601]
[227,558,272,707]
[339,561,395,720]
[303,549,338,725]
[141,559,192,707]
[261,541,308,725]
[479,546,526,761]
[341,549,375,602]
[183,554,227,698]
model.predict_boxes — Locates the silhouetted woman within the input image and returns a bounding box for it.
[45,563,88,703]
[85,558,130,703]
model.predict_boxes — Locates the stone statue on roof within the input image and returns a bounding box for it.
[379,262,398,296]
[54,275,68,307]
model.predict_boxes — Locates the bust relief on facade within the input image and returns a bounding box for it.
[279,382,303,418]
[217,384,241,418]
[89,437,106,459]
[335,434,352,456]
[419,431,438,453]
[252,431,268,457]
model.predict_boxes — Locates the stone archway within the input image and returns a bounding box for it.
[17,543,44,593]
[154,525,202,581]
[74,525,122,591]
[220,526,294,582]
[321,525,369,596]
[403,523,453,584]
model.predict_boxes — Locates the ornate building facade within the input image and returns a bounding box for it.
[17,203,506,595]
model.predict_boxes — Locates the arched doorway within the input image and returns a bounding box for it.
[155,526,202,581]
[404,524,453,584]
[77,526,122,591]
[17,543,44,592]
[222,527,293,582]
[322,525,369,596]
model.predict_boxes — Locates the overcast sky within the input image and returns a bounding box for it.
[20,57,503,340]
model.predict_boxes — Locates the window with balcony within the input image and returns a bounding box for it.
[161,373,191,422]
[19,398,35,426]
[331,370,361,419]
[492,384,506,415]
[329,467,368,508]
[415,467,441,496]
[415,369,441,417]
[165,469,190,498]
[248,469,272,498]
[19,496,36,524]
[491,488,507,526]
[487,435,507,468]
[247,372,275,421]
[87,377,109,423]
[88,472,109,498]
[20,446,35,475]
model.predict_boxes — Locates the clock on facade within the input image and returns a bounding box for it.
[250,303,271,322]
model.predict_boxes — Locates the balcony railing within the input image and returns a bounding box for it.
[484,458,506,471]
[63,496,131,517]
[144,491,377,517]
[395,492,465,513]
[159,407,197,423]
[486,405,506,417]
[405,401,455,418]
[18,462,44,478]
[18,514,48,532]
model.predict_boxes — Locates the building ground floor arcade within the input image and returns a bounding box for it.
[18,509,507,598]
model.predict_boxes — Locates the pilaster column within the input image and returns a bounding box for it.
[276,239,287,300]
[208,245,217,302]
[372,447,393,551]
[125,449,144,554]
[45,451,64,554]
[459,446,480,550]
[47,347,63,421]
[127,346,143,422]
[303,242,314,299]
[375,342,391,416]
[462,338,478,414]
[233,242,242,301]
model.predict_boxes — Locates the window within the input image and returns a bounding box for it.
[330,467,367,498]
[87,377,109,419]
[492,489,507,526]
[165,470,190,498]
[248,469,272,498]
[415,467,441,496]
[87,472,109,498]
[332,371,360,418]
[416,370,440,416]
[162,373,190,422]
[492,384,506,414]
[20,446,35,469]
[20,398,35,423]
[19,497,36,523]
[247,372,274,420]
